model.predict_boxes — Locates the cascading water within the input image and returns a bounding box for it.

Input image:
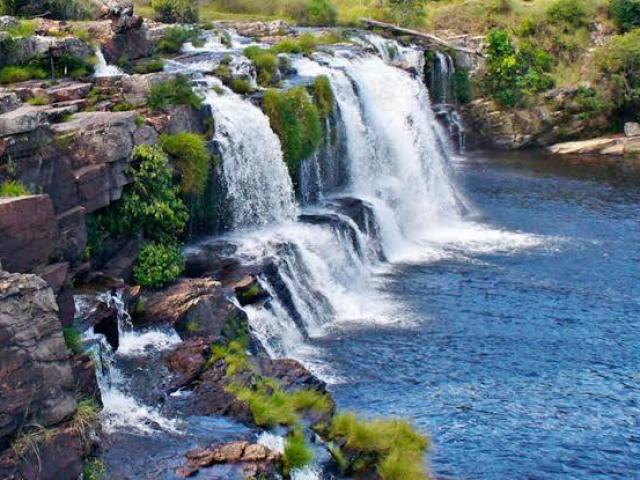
[202,79,298,228]
[94,48,124,77]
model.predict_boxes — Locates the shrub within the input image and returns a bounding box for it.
[134,241,184,288]
[229,78,254,94]
[283,428,314,474]
[329,412,430,480]
[147,75,202,111]
[610,0,640,32]
[151,0,198,23]
[388,0,427,27]
[0,65,47,84]
[133,57,165,74]
[26,94,51,105]
[272,32,321,55]
[244,46,279,86]
[0,0,96,19]
[157,25,204,54]
[121,145,189,242]
[297,0,337,26]
[482,29,554,107]
[4,19,37,37]
[263,87,323,177]
[546,0,589,29]
[312,75,334,119]
[0,180,29,197]
[63,326,83,354]
[453,68,471,104]
[82,458,106,480]
[159,133,211,195]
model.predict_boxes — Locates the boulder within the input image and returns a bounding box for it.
[165,336,212,388]
[121,72,177,107]
[0,195,58,273]
[0,271,77,444]
[0,106,47,137]
[222,20,291,38]
[0,89,20,115]
[548,137,620,155]
[624,122,640,138]
[138,278,249,341]
[71,353,102,404]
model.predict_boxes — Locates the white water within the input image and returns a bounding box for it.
[77,292,180,435]
[94,48,124,77]
[202,79,297,228]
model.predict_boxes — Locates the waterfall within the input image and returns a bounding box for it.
[77,291,181,435]
[94,48,124,77]
[202,79,298,228]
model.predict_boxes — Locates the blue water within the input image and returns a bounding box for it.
[316,151,640,479]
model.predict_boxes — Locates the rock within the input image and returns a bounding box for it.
[166,337,212,388]
[548,137,621,155]
[47,82,93,103]
[0,271,77,443]
[0,16,19,30]
[259,358,328,393]
[0,89,20,115]
[182,440,281,479]
[0,195,58,273]
[0,424,85,480]
[0,106,47,137]
[223,20,291,38]
[71,353,102,404]
[138,277,249,341]
[624,122,640,138]
[121,72,177,107]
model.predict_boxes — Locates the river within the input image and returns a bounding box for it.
[316,150,640,479]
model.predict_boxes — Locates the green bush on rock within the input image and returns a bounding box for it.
[312,75,334,119]
[283,428,314,474]
[263,87,323,177]
[148,75,203,111]
[0,180,30,197]
[0,65,47,84]
[63,326,83,354]
[244,46,279,86]
[151,0,198,23]
[157,25,205,54]
[329,412,430,480]
[134,241,184,288]
[159,133,212,196]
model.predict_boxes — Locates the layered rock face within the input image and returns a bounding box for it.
[0,271,76,444]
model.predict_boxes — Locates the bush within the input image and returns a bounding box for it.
[229,78,254,94]
[244,46,279,86]
[63,326,83,354]
[151,0,198,23]
[610,0,640,32]
[147,75,202,111]
[0,0,96,19]
[546,0,589,29]
[159,133,211,195]
[82,458,105,480]
[283,428,314,474]
[133,57,165,74]
[297,0,337,25]
[388,0,427,27]
[3,19,37,37]
[0,180,30,197]
[27,94,51,105]
[453,68,471,104]
[134,241,184,288]
[157,25,204,54]
[0,65,47,84]
[263,87,323,177]
[329,412,430,480]
[312,75,334,119]
[482,29,554,107]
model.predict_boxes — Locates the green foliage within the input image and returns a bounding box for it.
[596,28,640,116]
[0,65,47,84]
[26,94,51,105]
[453,68,471,104]
[134,241,184,288]
[482,29,554,107]
[610,0,640,32]
[574,86,611,120]
[312,75,334,119]
[133,57,165,74]
[244,46,279,86]
[283,428,314,474]
[3,19,37,37]
[0,180,30,197]
[329,412,430,480]
[151,0,199,23]
[546,0,589,29]
[147,75,202,111]
[157,26,204,54]
[82,458,105,480]
[229,77,254,93]
[112,102,134,112]
[296,0,337,25]
[121,145,189,242]
[0,0,96,19]
[63,327,82,354]
[159,133,212,195]
[263,87,323,177]
[388,0,427,27]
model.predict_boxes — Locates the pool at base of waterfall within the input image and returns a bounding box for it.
[304,150,640,480]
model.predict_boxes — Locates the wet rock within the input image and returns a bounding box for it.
[0,195,57,273]
[259,358,328,393]
[235,276,269,306]
[71,353,102,404]
[0,105,46,136]
[625,122,640,138]
[166,336,212,388]
[138,277,249,341]
[0,89,20,114]
[0,271,77,443]
[182,440,281,479]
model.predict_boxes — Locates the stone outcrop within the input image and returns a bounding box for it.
[222,20,291,38]
[463,87,610,149]
[548,135,640,156]
[137,277,249,340]
[179,441,281,479]
[0,271,76,446]
[0,196,57,272]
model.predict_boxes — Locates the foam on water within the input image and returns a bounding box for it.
[94,48,124,77]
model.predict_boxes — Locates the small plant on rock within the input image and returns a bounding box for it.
[147,75,202,111]
[0,180,30,197]
[159,132,212,196]
[134,241,184,288]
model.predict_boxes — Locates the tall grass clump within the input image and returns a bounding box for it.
[147,75,203,111]
[159,133,212,196]
[151,0,198,23]
[0,180,30,197]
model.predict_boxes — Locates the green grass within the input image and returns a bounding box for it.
[0,65,48,84]
[82,458,106,480]
[159,132,212,195]
[229,77,254,93]
[283,427,314,474]
[27,94,51,105]
[329,412,431,480]
[3,19,38,37]
[63,326,83,354]
[147,75,203,111]
[0,180,30,197]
